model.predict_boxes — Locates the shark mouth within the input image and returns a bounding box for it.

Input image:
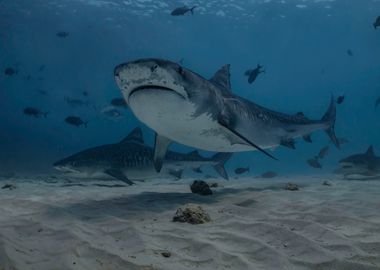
[129,85,187,101]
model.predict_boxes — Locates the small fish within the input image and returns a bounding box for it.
[65,116,88,127]
[261,171,277,178]
[26,74,31,80]
[336,95,345,105]
[171,6,197,16]
[56,31,69,38]
[110,98,127,108]
[318,146,329,159]
[4,67,17,76]
[307,158,322,169]
[64,96,88,107]
[36,89,48,96]
[101,106,122,118]
[375,97,380,108]
[23,107,48,118]
[82,91,89,97]
[234,167,249,174]
[244,64,265,84]
[347,50,353,56]
[373,16,380,29]
[38,65,45,72]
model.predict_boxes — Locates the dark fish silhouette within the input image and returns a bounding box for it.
[336,95,345,105]
[65,116,88,127]
[318,146,329,159]
[374,16,380,29]
[375,97,380,108]
[244,64,265,84]
[234,167,249,174]
[23,107,48,118]
[4,67,17,76]
[171,6,197,16]
[101,107,122,118]
[56,31,69,38]
[82,91,89,97]
[110,98,127,108]
[64,96,88,107]
[346,50,353,56]
[38,65,45,72]
[261,171,277,178]
[307,157,322,169]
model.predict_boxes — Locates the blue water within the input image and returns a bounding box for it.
[1,0,379,177]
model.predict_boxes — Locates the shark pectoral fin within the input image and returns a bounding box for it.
[218,119,278,160]
[169,169,183,179]
[154,133,172,172]
[303,134,312,143]
[281,138,296,149]
[104,168,134,185]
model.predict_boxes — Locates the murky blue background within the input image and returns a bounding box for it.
[1,0,379,176]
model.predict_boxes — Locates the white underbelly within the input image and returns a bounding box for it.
[128,88,254,152]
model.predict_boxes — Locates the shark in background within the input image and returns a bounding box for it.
[335,146,380,180]
[114,59,339,172]
[53,127,232,185]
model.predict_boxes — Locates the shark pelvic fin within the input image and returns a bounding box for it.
[218,118,278,161]
[154,133,172,172]
[104,168,134,185]
[210,64,231,91]
[120,127,144,144]
[303,134,312,143]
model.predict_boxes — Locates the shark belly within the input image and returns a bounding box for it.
[128,88,254,152]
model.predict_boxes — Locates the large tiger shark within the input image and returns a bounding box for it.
[114,59,339,172]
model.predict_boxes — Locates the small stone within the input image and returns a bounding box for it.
[1,184,16,190]
[190,180,212,195]
[173,203,211,224]
[322,181,332,186]
[161,251,171,258]
[285,182,298,191]
[209,182,218,188]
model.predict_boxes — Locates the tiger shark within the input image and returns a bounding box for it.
[53,127,232,185]
[114,59,339,172]
[335,146,380,180]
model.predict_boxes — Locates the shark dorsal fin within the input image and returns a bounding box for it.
[366,145,375,156]
[210,64,231,91]
[120,127,144,144]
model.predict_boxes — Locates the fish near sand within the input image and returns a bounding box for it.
[65,116,87,127]
[110,98,128,108]
[53,127,232,184]
[114,59,340,172]
[244,64,265,84]
[335,146,380,180]
[171,6,197,16]
[318,146,329,159]
[373,16,380,29]
[23,107,48,118]
[307,157,322,169]
[235,167,249,174]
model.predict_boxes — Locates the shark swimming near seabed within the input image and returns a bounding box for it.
[335,146,380,180]
[114,59,339,172]
[53,127,232,185]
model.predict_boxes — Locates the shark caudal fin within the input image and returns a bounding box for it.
[212,152,232,180]
[322,95,340,149]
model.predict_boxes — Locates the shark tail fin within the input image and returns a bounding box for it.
[190,6,197,14]
[212,152,232,180]
[322,95,340,149]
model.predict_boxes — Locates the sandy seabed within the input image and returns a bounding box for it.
[0,175,379,270]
